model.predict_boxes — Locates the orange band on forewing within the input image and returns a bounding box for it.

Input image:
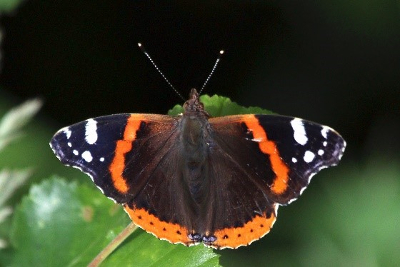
[213,207,277,248]
[124,205,190,245]
[109,115,144,194]
[243,115,289,195]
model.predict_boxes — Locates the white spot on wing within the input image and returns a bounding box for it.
[292,157,297,163]
[323,141,328,147]
[85,119,98,145]
[63,127,72,139]
[321,126,330,139]
[73,150,79,156]
[82,151,93,162]
[290,118,308,145]
[341,140,347,155]
[303,151,315,163]
[99,157,105,162]
[318,149,324,156]
[68,142,72,147]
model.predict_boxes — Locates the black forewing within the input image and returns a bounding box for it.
[254,114,346,204]
[50,114,131,202]
[207,114,346,220]
[50,114,180,204]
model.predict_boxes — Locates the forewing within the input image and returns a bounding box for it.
[209,114,346,205]
[50,113,178,203]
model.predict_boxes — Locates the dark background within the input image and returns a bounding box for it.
[1,1,400,265]
[1,1,399,163]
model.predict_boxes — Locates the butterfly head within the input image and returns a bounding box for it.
[183,89,209,117]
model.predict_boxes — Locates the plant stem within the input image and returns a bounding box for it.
[88,222,138,267]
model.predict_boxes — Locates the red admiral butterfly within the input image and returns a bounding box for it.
[50,46,345,248]
[50,88,345,249]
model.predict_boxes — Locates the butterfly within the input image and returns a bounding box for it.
[50,88,346,249]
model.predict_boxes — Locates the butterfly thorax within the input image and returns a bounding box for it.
[180,89,211,205]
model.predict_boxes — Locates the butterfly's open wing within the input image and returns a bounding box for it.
[50,113,202,246]
[209,114,346,205]
[50,114,179,203]
[203,114,346,247]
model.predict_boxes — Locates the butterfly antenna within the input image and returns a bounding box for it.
[199,50,224,95]
[138,43,185,101]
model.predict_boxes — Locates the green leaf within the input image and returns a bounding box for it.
[103,235,219,266]
[0,169,31,209]
[0,169,32,250]
[0,98,42,152]
[0,99,41,251]
[168,94,273,117]
[10,177,128,266]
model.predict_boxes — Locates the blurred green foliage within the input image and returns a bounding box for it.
[0,0,25,13]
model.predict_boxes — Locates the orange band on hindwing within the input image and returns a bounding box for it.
[243,115,290,195]
[109,115,145,194]
[212,206,277,248]
[124,205,191,245]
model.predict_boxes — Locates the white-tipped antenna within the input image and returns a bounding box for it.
[199,50,224,95]
[138,43,185,101]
